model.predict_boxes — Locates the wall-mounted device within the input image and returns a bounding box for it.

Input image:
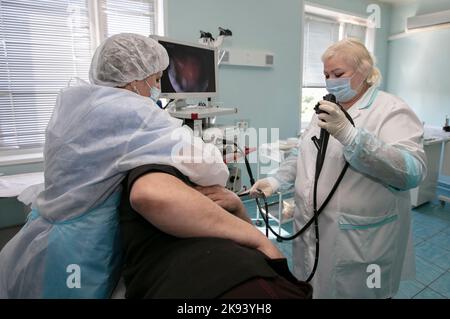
[199,27,232,48]
[407,9,450,31]
[220,48,274,68]
[444,115,450,132]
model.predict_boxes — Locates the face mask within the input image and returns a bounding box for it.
[150,86,161,103]
[145,79,160,103]
[325,74,362,102]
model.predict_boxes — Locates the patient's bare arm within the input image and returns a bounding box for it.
[195,185,252,224]
[130,172,283,259]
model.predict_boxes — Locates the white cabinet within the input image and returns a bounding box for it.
[410,141,442,207]
[442,140,450,176]
[438,140,450,206]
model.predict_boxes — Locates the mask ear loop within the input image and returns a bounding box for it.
[144,79,154,96]
[132,85,141,95]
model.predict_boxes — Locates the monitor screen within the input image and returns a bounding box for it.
[152,36,218,99]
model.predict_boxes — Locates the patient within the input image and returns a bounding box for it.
[119,164,312,298]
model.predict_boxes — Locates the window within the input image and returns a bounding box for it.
[301,5,375,127]
[0,0,163,152]
[303,15,339,89]
[100,0,158,38]
[302,15,339,125]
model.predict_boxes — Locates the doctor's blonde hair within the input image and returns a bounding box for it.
[321,38,382,86]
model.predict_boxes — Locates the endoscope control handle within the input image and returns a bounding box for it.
[314,93,336,115]
[312,94,336,156]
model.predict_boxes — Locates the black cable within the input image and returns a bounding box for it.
[222,140,255,185]
[162,99,174,110]
[238,98,356,243]
[250,162,349,241]
[224,99,354,282]
[307,131,325,282]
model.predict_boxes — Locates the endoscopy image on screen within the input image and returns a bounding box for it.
[159,40,216,93]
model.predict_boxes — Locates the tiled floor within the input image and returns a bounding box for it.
[244,187,450,299]
[397,196,450,299]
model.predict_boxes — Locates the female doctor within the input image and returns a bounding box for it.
[251,38,427,298]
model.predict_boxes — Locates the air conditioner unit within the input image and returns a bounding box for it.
[407,9,450,30]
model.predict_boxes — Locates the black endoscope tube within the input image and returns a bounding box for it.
[235,94,355,282]
[224,141,268,236]
[223,140,256,185]
[240,99,355,241]
[252,163,350,241]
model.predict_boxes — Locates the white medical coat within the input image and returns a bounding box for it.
[271,84,427,298]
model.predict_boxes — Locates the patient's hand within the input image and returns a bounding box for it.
[195,185,252,224]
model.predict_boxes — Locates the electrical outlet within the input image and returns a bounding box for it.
[236,119,249,131]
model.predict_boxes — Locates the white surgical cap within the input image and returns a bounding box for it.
[89,33,169,87]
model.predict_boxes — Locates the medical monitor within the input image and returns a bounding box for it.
[151,35,218,99]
